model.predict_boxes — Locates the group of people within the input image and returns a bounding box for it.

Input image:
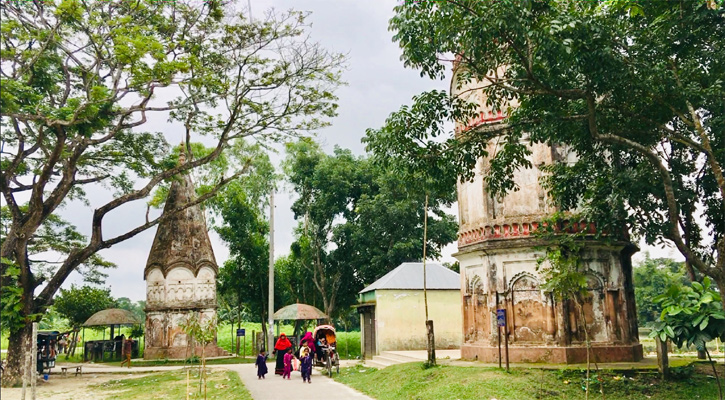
[254,332,321,383]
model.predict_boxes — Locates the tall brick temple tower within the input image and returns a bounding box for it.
[452,66,643,363]
[143,149,228,359]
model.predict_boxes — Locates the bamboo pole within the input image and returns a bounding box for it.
[423,193,429,321]
[31,322,38,400]
[422,194,435,366]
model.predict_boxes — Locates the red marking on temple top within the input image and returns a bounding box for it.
[457,110,505,133]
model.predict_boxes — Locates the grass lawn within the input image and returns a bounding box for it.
[93,369,252,400]
[335,362,723,400]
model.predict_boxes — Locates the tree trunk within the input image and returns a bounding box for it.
[67,330,79,358]
[426,320,436,366]
[656,337,670,380]
[2,324,32,387]
[706,347,724,400]
[2,241,37,388]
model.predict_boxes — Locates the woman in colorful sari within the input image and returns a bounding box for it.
[273,333,293,375]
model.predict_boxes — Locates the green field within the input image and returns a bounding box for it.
[1,322,362,362]
[214,322,361,360]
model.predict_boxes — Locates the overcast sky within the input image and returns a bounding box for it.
[59,0,456,302]
[59,0,680,302]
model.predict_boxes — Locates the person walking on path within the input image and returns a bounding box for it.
[58,334,68,354]
[299,332,316,358]
[229,362,376,400]
[282,348,294,379]
[273,333,293,375]
[120,337,134,368]
[299,343,313,384]
[255,350,268,379]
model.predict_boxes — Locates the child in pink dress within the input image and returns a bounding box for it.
[282,348,294,379]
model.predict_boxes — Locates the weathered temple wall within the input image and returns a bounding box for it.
[452,70,641,363]
[144,264,227,359]
[143,157,228,360]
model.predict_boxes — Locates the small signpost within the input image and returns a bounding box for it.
[236,329,246,358]
[496,309,509,372]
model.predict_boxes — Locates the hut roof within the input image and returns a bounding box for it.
[359,262,460,294]
[273,303,328,320]
[83,308,142,326]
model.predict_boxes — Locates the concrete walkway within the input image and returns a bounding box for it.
[53,360,374,400]
[227,362,374,400]
[365,349,460,368]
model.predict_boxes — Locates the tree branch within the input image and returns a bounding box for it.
[585,93,712,278]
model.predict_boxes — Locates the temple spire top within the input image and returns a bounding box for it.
[178,142,187,164]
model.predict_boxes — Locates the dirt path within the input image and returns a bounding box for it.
[0,373,149,400]
[226,362,374,400]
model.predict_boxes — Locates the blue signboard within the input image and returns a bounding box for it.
[236,328,246,337]
[496,309,506,327]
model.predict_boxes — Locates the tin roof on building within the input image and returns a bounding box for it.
[359,262,460,294]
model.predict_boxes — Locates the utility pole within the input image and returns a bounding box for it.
[268,190,275,353]
[422,194,435,366]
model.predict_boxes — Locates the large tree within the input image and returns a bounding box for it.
[215,145,282,343]
[371,1,724,298]
[283,139,458,319]
[53,284,117,356]
[0,0,343,385]
[54,284,116,330]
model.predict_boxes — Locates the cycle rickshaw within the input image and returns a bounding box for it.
[313,324,339,377]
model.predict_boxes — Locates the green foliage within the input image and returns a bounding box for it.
[0,258,27,333]
[180,312,217,347]
[115,297,146,323]
[650,276,725,350]
[53,285,117,329]
[443,261,460,273]
[129,324,144,339]
[634,255,691,326]
[38,306,71,331]
[1,207,116,288]
[215,145,279,329]
[534,216,588,301]
[282,139,458,318]
[179,312,218,398]
[381,0,725,290]
[1,1,344,382]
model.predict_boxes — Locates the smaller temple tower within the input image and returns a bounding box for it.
[143,149,228,359]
